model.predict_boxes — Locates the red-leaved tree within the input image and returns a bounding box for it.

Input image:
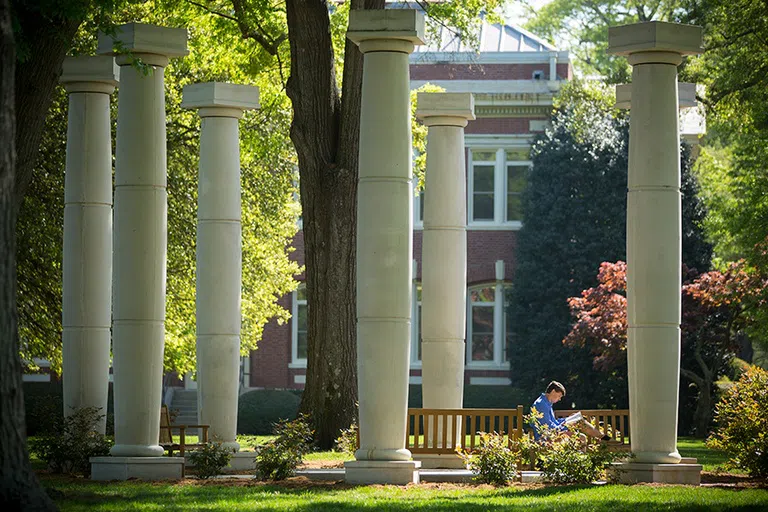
[565,260,766,436]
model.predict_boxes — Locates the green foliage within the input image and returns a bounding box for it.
[509,80,711,410]
[408,385,528,409]
[459,431,518,486]
[333,424,358,456]
[527,411,625,484]
[237,389,301,435]
[254,414,314,481]
[521,0,687,82]
[188,438,234,480]
[707,365,768,477]
[23,382,64,435]
[29,406,112,477]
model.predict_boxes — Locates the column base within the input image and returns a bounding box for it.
[224,452,257,472]
[344,460,421,485]
[608,461,702,485]
[413,453,468,469]
[90,456,185,481]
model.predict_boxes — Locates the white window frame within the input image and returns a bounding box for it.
[289,284,308,368]
[466,283,511,369]
[467,147,531,229]
[410,280,422,368]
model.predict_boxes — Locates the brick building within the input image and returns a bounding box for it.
[243,19,572,391]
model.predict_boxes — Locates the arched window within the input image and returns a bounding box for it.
[291,284,308,365]
[466,283,511,367]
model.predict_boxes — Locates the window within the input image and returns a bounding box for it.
[291,284,308,366]
[410,282,422,365]
[468,148,531,227]
[466,283,511,367]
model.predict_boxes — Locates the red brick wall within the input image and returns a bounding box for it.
[250,294,293,389]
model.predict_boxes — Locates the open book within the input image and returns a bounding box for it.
[563,411,583,425]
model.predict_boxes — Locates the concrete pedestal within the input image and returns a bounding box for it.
[225,452,258,472]
[182,82,260,453]
[59,56,118,435]
[346,8,425,471]
[97,23,188,458]
[416,93,474,425]
[607,21,703,465]
[344,460,422,485]
[90,456,185,481]
[412,453,468,469]
[608,462,702,485]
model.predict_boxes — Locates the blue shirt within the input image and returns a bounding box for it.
[530,393,565,440]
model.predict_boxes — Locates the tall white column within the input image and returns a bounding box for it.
[345,9,424,485]
[98,23,188,457]
[60,56,118,435]
[417,93,474,410]
[182,82,260,452]
[608,21,702,465]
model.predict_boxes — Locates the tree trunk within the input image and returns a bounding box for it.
[692,377,713,438]
[0,1,57,508]
[285,0,384,448]
[13,0,86,207]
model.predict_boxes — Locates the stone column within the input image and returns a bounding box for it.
[608,22,702,466]
[182,82,260,453]
[97,23,188,458]
[60,56,118,435]
[415,93,474,468]
[345,9,424,485]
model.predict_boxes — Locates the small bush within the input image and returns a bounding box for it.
[527,411,624,484]
[23,382,63,435]
[237,389,301,435]
[188,438,234,479]
[459,431,519,486]
[707,365,768,477]
[334,424,358,455]
[29,406,112,477]
[255,414,314,480]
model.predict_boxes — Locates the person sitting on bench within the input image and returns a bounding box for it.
[530,380,610,442]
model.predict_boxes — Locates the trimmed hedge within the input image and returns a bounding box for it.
[237,389,301,435]
[24,382,115,436]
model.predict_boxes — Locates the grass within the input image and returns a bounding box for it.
[678,436,731,473]
[42,475,768,511]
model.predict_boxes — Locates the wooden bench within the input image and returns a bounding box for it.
[554,408,631,451]
[159,404,210,457]
[405,407,525,455]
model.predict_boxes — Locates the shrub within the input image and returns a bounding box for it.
[707,365,768,477]
[188,438,234,479]
[528,411,624,484]
[254,414,314,480]
[237,389,301,435]
[458,431,519,486]
[23,382,63,435]
[334,424,358,455]
[29,406,112,477]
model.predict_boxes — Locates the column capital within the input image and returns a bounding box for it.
[347,9,425,52]
[97,23,188,61]
[416,92,475,127]
[181,82,260,118]
[60,56,119,94]
[608,21,702,62]
[616,82,697,109]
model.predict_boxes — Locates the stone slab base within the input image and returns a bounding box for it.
[420,469,473,483]
[91,456,185,481]
[413,454,468,469]
[608,462,702,485]
[224,452,257,472]
[520,471,544,483]
[344,460,421,485]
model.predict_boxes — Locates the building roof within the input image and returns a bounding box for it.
[414,19,558,54]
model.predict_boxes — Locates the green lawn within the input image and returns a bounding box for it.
[42,476,768,512]
[678,436,732,473]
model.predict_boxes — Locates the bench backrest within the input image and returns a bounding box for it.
[554,408,630,445]
[406,406,525,455]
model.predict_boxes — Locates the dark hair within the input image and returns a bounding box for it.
[546,381,566,396]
